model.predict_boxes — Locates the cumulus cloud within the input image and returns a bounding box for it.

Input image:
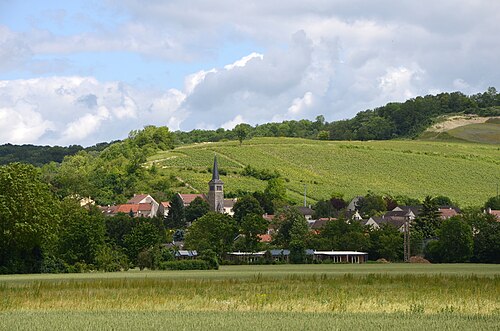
[0,77,185,146]
[1,1,499,144]
[0,101,54,144]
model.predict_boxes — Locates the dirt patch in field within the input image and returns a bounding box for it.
[427,115,499,132]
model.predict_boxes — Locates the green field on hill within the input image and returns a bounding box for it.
[1,265,499,330]
[148,137,500,206]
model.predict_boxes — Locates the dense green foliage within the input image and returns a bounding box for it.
[171,88,499,144]
[0,142,114,167]
[0,163,60,274]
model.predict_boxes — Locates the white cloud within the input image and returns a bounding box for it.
[378,66,424,101]
[0,101,54,144]
[221,115,245,130]
[288,92,314,115]
[0,76,187,145]
[1,1,499,144]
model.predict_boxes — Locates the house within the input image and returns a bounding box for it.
[127,194,159,217]
[101,194,159,218]
[223,198,237,216]
[310,218,336,231]
[347,196,363,211]
[158,201,171,217]
[486,208,500,221]
[297,206,314,220]
[177,193,206,207]
[438,206,461,219]
[367,215,406,232]
[175,250,198,259]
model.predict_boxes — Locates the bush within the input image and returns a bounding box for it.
[158,259,211,270]
[200,249,219,270]
[95,245,129,272]
[40,254,68,273]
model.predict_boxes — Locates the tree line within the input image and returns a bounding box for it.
[2,88,498,167]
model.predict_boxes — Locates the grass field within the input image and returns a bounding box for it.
[148,137,500,206]
[1,264,499,330]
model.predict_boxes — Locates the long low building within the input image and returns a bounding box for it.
[312,251,368,263]
[226,250,368,264]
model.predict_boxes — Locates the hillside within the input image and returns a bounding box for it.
[147,137,500,207]
[421,116,500,144]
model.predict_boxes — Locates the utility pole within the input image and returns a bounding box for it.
[403,218,411,262]
[303,184,307,207]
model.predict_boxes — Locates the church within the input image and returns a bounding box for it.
[176,155,236,215]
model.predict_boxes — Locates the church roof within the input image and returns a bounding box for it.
[209,155,224,184]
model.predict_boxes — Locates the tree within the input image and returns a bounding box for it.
[484,196,500,210]
[439,216,473,263]
[239,214,268,252]
[431,195,454,207]
[105,213,136,247]
[184,212,238,259]
[0,163,60,273]
[252,191,274,214]
[185,196,210,223]
[165,194,185,229]
[123,221,163,263]
[368,224,403,261]
[57,198,106,266]
[317,130,330,140]
[272,207,309,264]
[356,192,387,218]
[264,178,287,210]
[232,195,264,223]
[462,209,499,263]
[234,123,251,145]
[319,218,369,252]
[273,207,308,249]
[413,196,441,238]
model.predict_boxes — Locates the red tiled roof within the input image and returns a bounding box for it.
[115,204,140,213]
[439,208,459,219]
[138,203,152,211]
[259,234,272,243]
[178,194,206,204]
[263,214,275,221]
[127,194,149,204]
[489,210,500,220]
[161,201,170,208]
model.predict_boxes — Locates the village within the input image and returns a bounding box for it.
[96,156,500,265]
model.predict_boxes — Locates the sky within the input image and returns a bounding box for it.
[1,0,499,146]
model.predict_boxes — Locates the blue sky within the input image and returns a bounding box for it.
[1,0,499,146]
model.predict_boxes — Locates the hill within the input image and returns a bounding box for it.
[147,137,500,207]
[420,116,500,144]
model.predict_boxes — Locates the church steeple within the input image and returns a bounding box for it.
[208,154,224,213]
[212,154,220,181]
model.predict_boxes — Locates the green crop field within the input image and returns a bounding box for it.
[148,137,500,206]
[1,264,499,330]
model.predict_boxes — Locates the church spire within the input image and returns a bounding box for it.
[212,154,220,181]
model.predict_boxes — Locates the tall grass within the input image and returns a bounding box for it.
[1,271,498,314]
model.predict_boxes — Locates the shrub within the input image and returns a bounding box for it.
[40,254,68,274]
[95,245,129,272]
[158,259,211,270]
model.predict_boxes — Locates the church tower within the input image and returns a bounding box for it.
[208,155,224,213]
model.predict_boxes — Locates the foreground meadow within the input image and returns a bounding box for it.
[1,264,499,330]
